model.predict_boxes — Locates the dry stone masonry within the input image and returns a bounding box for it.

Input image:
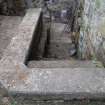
[79,0,105,65]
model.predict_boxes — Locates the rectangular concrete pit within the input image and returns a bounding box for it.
[0,8,105,105]
[26,12,103,68]
[27,18,103,68]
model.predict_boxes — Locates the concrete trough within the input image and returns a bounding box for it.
[0,8,105,104]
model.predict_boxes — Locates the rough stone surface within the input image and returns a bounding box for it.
[79,0,105,65]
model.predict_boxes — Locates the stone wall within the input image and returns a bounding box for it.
[0,0,26,15]
[78,0,105,65]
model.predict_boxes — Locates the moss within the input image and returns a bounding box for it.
[11,101,17,105]
[95,0,101,9]
[98,21,105,36]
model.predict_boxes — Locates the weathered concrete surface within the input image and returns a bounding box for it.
[28,60,103,68]
[7,68,105,100]
[0,8,42,66]
[79,0,105,65]
[0,8,105,103]
[0,15,23,59]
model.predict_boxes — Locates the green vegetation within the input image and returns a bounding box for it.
[11,101,17,105]
[95,0,101,9]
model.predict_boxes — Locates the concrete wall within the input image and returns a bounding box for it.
[78,0,105,65]
[25,12,43,63]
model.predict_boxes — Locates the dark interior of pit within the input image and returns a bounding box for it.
[26,0,82,66]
